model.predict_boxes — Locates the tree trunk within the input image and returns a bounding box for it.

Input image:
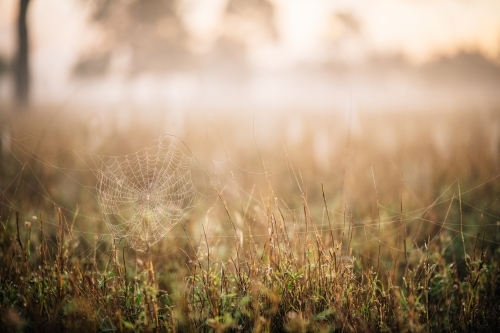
[15,0,30,108]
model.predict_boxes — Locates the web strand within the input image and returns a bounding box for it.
[96,135,198,251]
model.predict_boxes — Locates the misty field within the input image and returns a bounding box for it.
[0,110,499,332]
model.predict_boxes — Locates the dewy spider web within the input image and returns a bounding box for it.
[1,127,500,259]
[95,135,198,251]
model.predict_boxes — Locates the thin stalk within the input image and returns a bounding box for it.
[322,183,335,248]
[458,180,466,258]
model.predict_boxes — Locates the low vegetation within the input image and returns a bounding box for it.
[1,110,499,332]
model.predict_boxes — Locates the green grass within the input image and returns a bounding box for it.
[0,110,499,332]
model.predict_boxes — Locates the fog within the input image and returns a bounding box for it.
[0,0,499,117]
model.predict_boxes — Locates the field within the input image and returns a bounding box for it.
[0,109,499,332]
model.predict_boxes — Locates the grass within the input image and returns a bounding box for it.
[0,109,499,332]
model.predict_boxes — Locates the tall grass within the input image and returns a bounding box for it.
[0,109,499,332]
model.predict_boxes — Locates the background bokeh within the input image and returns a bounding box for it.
[1,0,500,121]
[0,0,499,232]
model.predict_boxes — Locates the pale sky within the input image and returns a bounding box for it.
[181,0,500,66]
[1,0,499,64]
[0,0,499,111]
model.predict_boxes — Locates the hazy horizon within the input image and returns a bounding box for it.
[1,0,500,115]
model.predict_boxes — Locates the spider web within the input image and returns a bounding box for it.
[1,127,499,260]
[95,135,198,251]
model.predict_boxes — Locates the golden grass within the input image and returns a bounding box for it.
[0,109,499,332]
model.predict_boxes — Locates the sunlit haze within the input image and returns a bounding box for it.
[1,0,500,114]
[1,3,500,329]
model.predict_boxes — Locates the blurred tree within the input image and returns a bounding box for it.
[0,55,8,77]
[73,0,277,77]
[224,0,276,40]
[209,0,276,70]
[73,0,192,77]
[15,0,31,108]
